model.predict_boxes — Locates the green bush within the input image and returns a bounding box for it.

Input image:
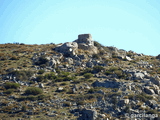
[109,67,119,72]
[77,101,85,105]
[128,93,153,102]
[105,71,112,75]
[63,101,71,107]
[9,70,34,81]
[4,82,20,89]
[60,82,68,86]
[146,110,158,114]
[92,54,99,59]
[114,70,126,79]
[38,70,45,74]
[35,56,48,65]
[93,66,104,73]
[27,95,37,101]
[58,72,69,77]
[18,94,46,101]
[44,72,57,80]
[88,87,104,94]
[36,75,44,82]
[21,105,27,111]
[94,41,103,48]
[80,68,92,75]
[10,56,19,60]
[25,87,43,95]
[37,94,46,100]
[55,77,64,82]
[111,96,118,104]
[88,88,95,93]
[84,73,93,79]
[5,89,14,94]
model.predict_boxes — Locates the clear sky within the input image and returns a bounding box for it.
[0,0,160,56]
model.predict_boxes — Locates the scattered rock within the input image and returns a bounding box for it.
[119,99,129,106]
[92,80,121,88]
[156,54,160,59]
[39,83,44,88]
[78,108,97,120]
[86,61,94,68]
[150,76,160,86]
[125,56,132,61]
[144,87,155,95]
[134,72,145,80]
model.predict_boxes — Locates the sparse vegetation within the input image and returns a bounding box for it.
[0,40,159,119]
[9,70,34,81]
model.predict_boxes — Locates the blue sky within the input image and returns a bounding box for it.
[0,0,160,56]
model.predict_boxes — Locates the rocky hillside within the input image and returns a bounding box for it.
[0,34,160,120]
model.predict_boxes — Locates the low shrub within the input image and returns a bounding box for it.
[88,88,99,93]
[92,54,99,59]
[63,101,71,107]
[105,71,112,75]
[4,82,20,89]
[60,82,68,86]
[146,110,158,114]
[36,75,44,82]
[9,70,34,81]
[35,56,48,65]
[5,89,14,94]
[128,93,153,102]
[10,56,19,60]
[27,95,37,101]
[77,101,85,105]
[38,70,45,74]
[21,105,27,111]
[80,68,92,75]
[37,94,46,100]
[17,94,46,101]
[84,73,93,79]
[25,87,43,95]
[93,66,104,73]
[44,72,57,80]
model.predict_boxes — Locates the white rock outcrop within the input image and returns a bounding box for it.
[54,42,78,57]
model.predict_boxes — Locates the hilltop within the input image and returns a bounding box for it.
[0,34,160,120]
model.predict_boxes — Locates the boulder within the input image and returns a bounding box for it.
[49,59,57,67]
[78,54,87,59]
[57,87,64,92]
[134,72,145,80]
[86,61,94,68]
[156,54,160,59]
[54,42,78,57]
[92,80,121,88]
[125,56,132,61]
[147,100,158,106]
[75,61,81,66]
[150,76,160,86]
[78,108,97,120]
[64,57,73,64]
[119,99,129,106]
[144,87,155,95]
[39,83,44,88]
